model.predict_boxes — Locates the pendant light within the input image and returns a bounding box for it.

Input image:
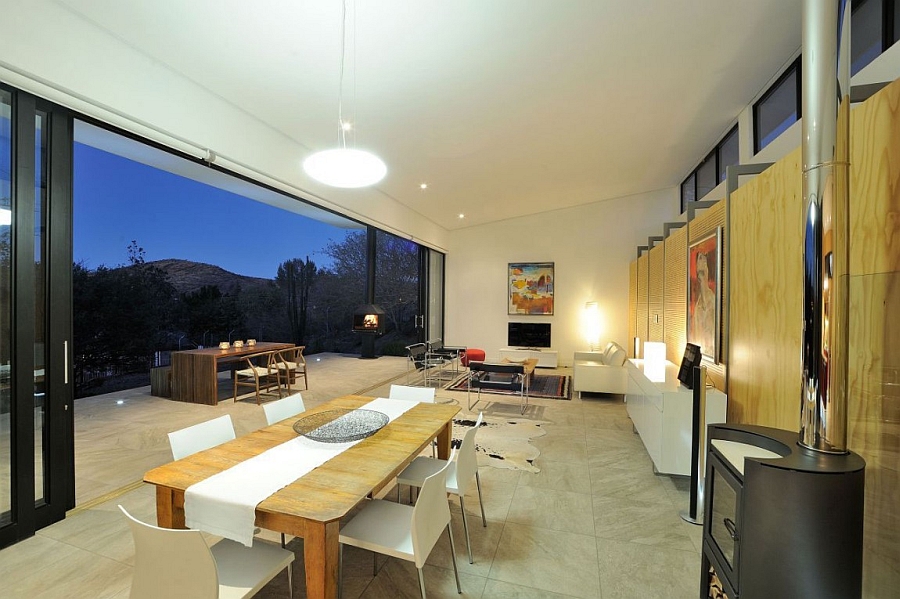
[303,0,386,188]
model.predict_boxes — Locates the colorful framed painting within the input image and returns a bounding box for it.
[508,262,554,315]
[687,229,721,362]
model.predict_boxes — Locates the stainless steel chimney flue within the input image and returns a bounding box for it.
[799,0,851,453]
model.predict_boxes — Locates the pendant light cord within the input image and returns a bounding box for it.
[338,0,348,150]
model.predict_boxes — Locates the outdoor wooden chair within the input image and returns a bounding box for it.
[273,346,308,392]
[233,351,283,405]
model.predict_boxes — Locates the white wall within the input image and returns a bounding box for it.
[445,188,677,365]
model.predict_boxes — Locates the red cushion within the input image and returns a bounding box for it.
[461,348,486,366]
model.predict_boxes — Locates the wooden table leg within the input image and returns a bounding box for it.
[435,420,453,459]
[304,520,340,599]
[155,486,185,529]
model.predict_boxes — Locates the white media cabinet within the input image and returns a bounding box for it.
[498,347,559,368]
[625,358,727,476]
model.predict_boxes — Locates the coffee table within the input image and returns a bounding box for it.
[501,357,539,386]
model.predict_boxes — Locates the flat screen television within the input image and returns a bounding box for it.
[507,322,551,348]
[678,342,702,389]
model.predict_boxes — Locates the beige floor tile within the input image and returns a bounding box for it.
[518,457,593,495]
[357,558,486,599]
[426,507,503,578]
[481,579,581,598]
[505,485,595,535]
[531,435,589,464]
[593,495,698,553]
[4,538,132,599]
[489,522,601,598]
[588,462,673,505]
[596,537,700,599]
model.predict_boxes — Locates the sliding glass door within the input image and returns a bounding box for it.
[0,86,73,549]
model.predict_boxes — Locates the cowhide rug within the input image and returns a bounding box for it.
[451,415,547,473]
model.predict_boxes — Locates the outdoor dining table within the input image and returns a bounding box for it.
[170,341,295,404]
[143,394,460,599]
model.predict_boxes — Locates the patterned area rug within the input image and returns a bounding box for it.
[446,373,571,400]
[451,415,547,473]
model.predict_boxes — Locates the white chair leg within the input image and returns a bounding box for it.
[458,496,473,564]
[446,525,462,594]
[475,470,487,527]
[417,567,427,599]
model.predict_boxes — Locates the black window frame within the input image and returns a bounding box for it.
[680,123,739,214]
[753,57,802,155]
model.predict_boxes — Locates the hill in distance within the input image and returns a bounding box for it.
[144,258,274,296]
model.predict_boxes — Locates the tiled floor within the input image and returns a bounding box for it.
[0,353,705,598]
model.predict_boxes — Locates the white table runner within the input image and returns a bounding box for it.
[184,397,417,546]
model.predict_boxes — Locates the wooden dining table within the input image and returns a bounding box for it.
[170,341,295,404]
[143,394,460,599]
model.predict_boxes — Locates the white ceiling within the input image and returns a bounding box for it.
[56,0,802,231]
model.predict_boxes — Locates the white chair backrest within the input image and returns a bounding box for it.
[262,393,306,426]
[120,505,218,599]
[410,449,455,568]
[455,412,483,488]
[168,414,235,461]
[389,384,436,403]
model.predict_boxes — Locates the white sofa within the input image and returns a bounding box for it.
[572,342,629,397]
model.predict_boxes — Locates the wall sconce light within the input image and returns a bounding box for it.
[583,302,601,350]
[644,341,667,383]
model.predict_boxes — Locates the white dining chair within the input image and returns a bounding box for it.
[120,505,294,599]
[396,412,486,564]
[167,415,236,461]
[388,384,436,403]
[262,393,306,426]
[338,452,461,599]
[389,384,437,457]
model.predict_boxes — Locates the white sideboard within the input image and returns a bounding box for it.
[625,359,727,476]
[498,347,559,368]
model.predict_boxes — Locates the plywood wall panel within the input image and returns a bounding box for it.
[728,147,803,428]
[664,227,687,364]
[849,78,900,277]
[628,260,637,357]
[689,200,728,390]
[846,78,900,599]
[648,244,665,342]
[636,254,649,357]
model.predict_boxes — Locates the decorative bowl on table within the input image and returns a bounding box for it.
[247,339,256,346]
[233,340,244,348]
[292,409,389,443]
[218,342,230,350]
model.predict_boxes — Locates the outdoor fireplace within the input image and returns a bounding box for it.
[352,304,385,358]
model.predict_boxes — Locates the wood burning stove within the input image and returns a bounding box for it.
[352,304,385,358]
[700,424,865,599]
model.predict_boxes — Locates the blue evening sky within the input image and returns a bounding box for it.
[73,143,351,278]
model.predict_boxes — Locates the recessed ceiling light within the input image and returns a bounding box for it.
[458,213,465,219]
[341,121,353,131]
[420,183,428,190]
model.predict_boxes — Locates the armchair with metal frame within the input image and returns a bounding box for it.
[404,342,452,387]
[467,361,529,415]
[426,339,466,380]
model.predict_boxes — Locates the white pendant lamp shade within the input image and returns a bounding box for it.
[303,148,386,188]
